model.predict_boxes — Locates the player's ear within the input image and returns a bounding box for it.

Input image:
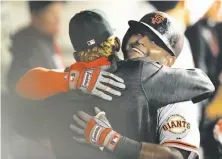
[114,37,121,52]
[166,56,176,67]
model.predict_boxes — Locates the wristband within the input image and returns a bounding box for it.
[111,136,142,159]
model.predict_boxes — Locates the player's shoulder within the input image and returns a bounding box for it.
[169,101,194,108]
[116,58,144,74]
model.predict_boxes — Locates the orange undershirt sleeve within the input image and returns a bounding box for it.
[16,67,69,100]
[16,57,111,100]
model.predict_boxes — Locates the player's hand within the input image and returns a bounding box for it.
[214,119,222,145]
[68,63,126,101]
[70,107,121,151]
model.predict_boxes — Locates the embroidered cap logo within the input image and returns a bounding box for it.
[151,14,165,24]
[87,39,96,46]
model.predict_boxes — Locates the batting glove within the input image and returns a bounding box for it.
[70,107,121,151]
[68,62,126,101]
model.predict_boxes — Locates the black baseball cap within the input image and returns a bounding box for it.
[69,10,114,53]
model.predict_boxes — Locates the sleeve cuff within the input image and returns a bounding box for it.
[161,140,199,159]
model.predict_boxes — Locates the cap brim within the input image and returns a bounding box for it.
[128,20,158,33]
[128,20,156,34]
[128,20,144,27]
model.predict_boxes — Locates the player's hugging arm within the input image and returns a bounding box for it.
[16,61,125,101]
[110,137,187,159]
[16,67,69,100]
[70,108,190,159]
[142,62,215,107]
[138,143,187,159]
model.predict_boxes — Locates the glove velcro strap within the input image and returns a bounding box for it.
[80,69,93,90]
[99,128,112,145]
[88,69,101,92]
[85,119,97,143]
[105,131,121,152]
[77,70,88,88]
[78,68,100,92]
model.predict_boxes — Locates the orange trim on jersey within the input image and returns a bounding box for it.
[161,140,199,151]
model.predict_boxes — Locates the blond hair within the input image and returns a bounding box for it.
[75,36,119,62]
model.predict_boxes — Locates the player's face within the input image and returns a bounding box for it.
[125,33,176,66]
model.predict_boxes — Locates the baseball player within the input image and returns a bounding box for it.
[16,10,214,159]
[68,11,205,159]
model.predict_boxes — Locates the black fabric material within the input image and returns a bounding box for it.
[215,23,222,80]
[44,58,214,159]
[8,95,48,140]
[69,10,113,53]
[122,11,184,58]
